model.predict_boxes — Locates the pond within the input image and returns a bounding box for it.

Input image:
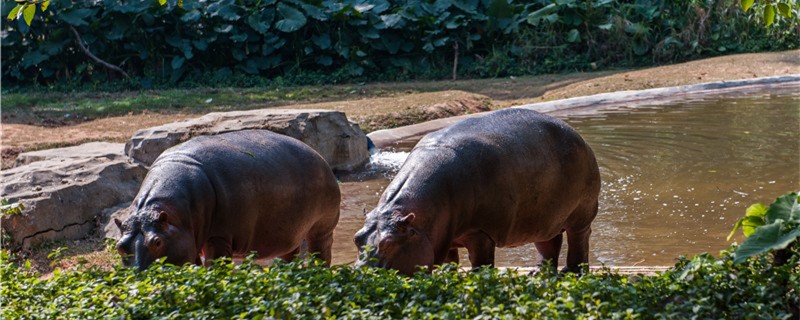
[331,87,800,267]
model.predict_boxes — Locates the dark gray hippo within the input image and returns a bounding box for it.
[354,108,600,275]
[116,130,341,270]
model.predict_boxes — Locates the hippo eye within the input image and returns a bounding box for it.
[149,236,163,249]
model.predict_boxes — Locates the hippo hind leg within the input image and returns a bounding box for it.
[534,233,563,270]
[305,218,337,267]
[564,201,598,273]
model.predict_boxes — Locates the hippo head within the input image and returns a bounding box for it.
[354,211,434,276]
[115,207,196,271]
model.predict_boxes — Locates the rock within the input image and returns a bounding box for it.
[125,109,369,171]
[14,142,125,167]
[1,143,146,249]
[100,202,134,240]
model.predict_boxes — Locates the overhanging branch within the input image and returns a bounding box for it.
[69,25,131,80]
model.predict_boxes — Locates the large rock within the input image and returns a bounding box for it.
[14,142,125,167]
[1,143,146,249]
[125,109,369,171]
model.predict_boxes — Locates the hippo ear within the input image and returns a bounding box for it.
[158,211,168,223]
[157,211,182,228]
[399,213,416,225]
[114,218,124,231]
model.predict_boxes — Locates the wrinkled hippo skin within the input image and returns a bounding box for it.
[116,130,340,270]
[355,108,600,275]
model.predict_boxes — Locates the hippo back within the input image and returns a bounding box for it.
[406,108,600,246]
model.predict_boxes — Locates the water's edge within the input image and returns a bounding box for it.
[367,75,800,148]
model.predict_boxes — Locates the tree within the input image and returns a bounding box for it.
[741,0,798,27]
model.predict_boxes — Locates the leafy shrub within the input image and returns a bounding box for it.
[2,244,798,319]
[729,192,800,266]
[3,0,798,90]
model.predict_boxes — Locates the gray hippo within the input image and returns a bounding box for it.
[116,130,341,270]
[354,108,600,275]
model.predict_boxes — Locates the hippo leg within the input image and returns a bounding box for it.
[564,201,598,273]
[306,230,334,266]
[443,248,460,264]
[203,237,233,266]
[564,225,591,273]
[279,247,301,262]
[461,231,496,268]
[534,233,563,270]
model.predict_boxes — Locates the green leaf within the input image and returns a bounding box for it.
[22,4,35,26]
[182,10,201,23]
[381,14,404,28]
[315,55,333,66]
[746,202,768,218]
[6,4,22,21]
[311,34,331,49]
[171,56,184,69]
[598,23,612,30]
[158,0,167,5]
[734,221,800,264]
[777,3,792,18]
[275,3,307,33]
[21,51,48,68]
[40,0,49,12]
[566,29,580,43]
[208,0,241,21]
[742,216,766,237]
[300,3,327,21]
[452,0,479,14]
[740,0,754,12]
[247,9,275,33]
[765,192,800,223]
[58,8,95,26]
[526,3,557,26]
[764,5,776,27]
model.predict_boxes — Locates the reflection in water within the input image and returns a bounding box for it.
[332,89,800,267]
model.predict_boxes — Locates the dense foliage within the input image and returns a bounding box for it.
[3,0,798,90]
[2,245,798,319]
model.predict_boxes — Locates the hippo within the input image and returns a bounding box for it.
[354,108,600,275]
[115,130,341,270]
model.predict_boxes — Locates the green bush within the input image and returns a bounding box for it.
[2,245,798,319]
[3,0,798,90]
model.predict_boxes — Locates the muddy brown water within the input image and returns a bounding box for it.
[331,88,800,267]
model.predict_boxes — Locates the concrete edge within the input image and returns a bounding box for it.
[367,74,800,148]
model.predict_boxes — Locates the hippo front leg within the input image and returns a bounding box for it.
[443,248,460,264]
[534,233,563,270]
[459,231,496,268]
[202,236,233,266]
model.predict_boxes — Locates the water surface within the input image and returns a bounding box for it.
[331,89,800,267]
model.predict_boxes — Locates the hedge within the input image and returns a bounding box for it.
[1,245,798,319]
[3,0,798,89]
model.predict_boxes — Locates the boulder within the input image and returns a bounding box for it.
[1,143,146,249]
[14,142,125,167]
[125,109,369,171]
